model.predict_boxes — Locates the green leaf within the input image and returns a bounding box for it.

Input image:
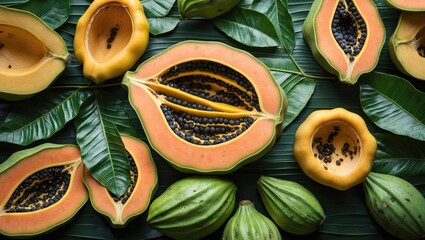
[0,89,92,146]
[142,0,175,18]
[261,57,316,129]
[360,72,425,141]
[250,0,295,53]
[74,90,130,197]
[373,133,425,177]
[10,0,70,29]
[148,17,180,35]
[213,7,280,47]
[0,0,28,4]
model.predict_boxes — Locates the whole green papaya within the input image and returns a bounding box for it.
[147,175,237,240]
[178,0,240,19]
[363,172,425,240]
[222,200,281,240]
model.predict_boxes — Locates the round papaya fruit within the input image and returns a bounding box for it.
[83,135,157,227]
[302,0,385,85]
[122,40,287,174]
[0,143,88,237]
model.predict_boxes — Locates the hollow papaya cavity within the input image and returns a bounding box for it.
[294,108,377,191]
[83,135,157,227]
[74,0,149,84]
[122,41,287,174]
[389,11,425,80]
[303,0,385,85]
[0,6,70,101]
[0,144,88,237]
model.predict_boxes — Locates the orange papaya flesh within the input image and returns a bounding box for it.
[83,135,157,227]
[0,144,88,237]
[122,41,287,174]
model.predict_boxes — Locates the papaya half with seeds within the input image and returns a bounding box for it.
[0,143,88,237]
[83,135,158,227]
[302,0,385,85]
[389,11,425,80]
[74,0,149,84]
[0,6,71,101]
[384,0,425,11]
[122,40,288,174]
[294,108,377,191]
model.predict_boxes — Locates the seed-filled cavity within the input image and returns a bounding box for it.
[108,151,138,204]
[157,60,259,145]
[4,166,71,213]
[332,0,367,62]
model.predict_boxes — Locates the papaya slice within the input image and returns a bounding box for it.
[384,0,425,11]
[122,41,287,174]
[0,144,88,237]
[83,135,157,226]
[389,11,425,80]
[303,0,385,85]
[0,6,70,101]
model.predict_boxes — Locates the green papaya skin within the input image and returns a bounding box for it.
[363,172,425,240]
[178,0,240,19]
[222,200,281,240]
[147,175,236,240]
[257,175,325,235]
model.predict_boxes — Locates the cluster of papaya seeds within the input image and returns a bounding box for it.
[0,143,88,237]
[389,11,425,81]
[293,108,377,191]
[83,135,158,227]
[122,40,288,174]
[257,175,326,235]
[363,172,425,240]
[222,199,282,240]
[0,6,70,101]
[177,0,240,19]
[146,175,237,240]
[302,0,385,85]
[74,0,149,84]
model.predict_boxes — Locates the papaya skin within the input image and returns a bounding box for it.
[74,0,149,84]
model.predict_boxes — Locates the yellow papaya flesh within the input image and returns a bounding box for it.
[122,41,287,174]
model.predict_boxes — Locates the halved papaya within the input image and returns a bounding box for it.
[0,143,88,237]
[122,41,287,174]
[303,0,385,84]
[83,135,157,226]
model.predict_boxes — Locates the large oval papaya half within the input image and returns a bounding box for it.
[0,143,88,237]
[303,0,385,85]
[122,41,288,174]
[83,135,158,227]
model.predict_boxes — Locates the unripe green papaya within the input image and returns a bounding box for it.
[222,200,281,240]
[363,172,425,240]
[257,175,325,235]
[177,0,240,19]
[147,175,237,240]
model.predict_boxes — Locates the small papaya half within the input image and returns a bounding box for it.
[74,0,149,84]
[122,41,287,174]
[83,135,157,227]
[0,143,88,237]
[303,0,385,85]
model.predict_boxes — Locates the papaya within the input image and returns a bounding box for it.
[122,40,287,174]
[178,0,240,19]
[389,11,425,80]
[74,0,149,84]
[83,135,157,227]
[302,0,385,85]
[0,6,71,101]
[363,172,425,240]
[294,108,377,191]
[147,175,237,240]
[384,0,425,11]
[0,143,88,237]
